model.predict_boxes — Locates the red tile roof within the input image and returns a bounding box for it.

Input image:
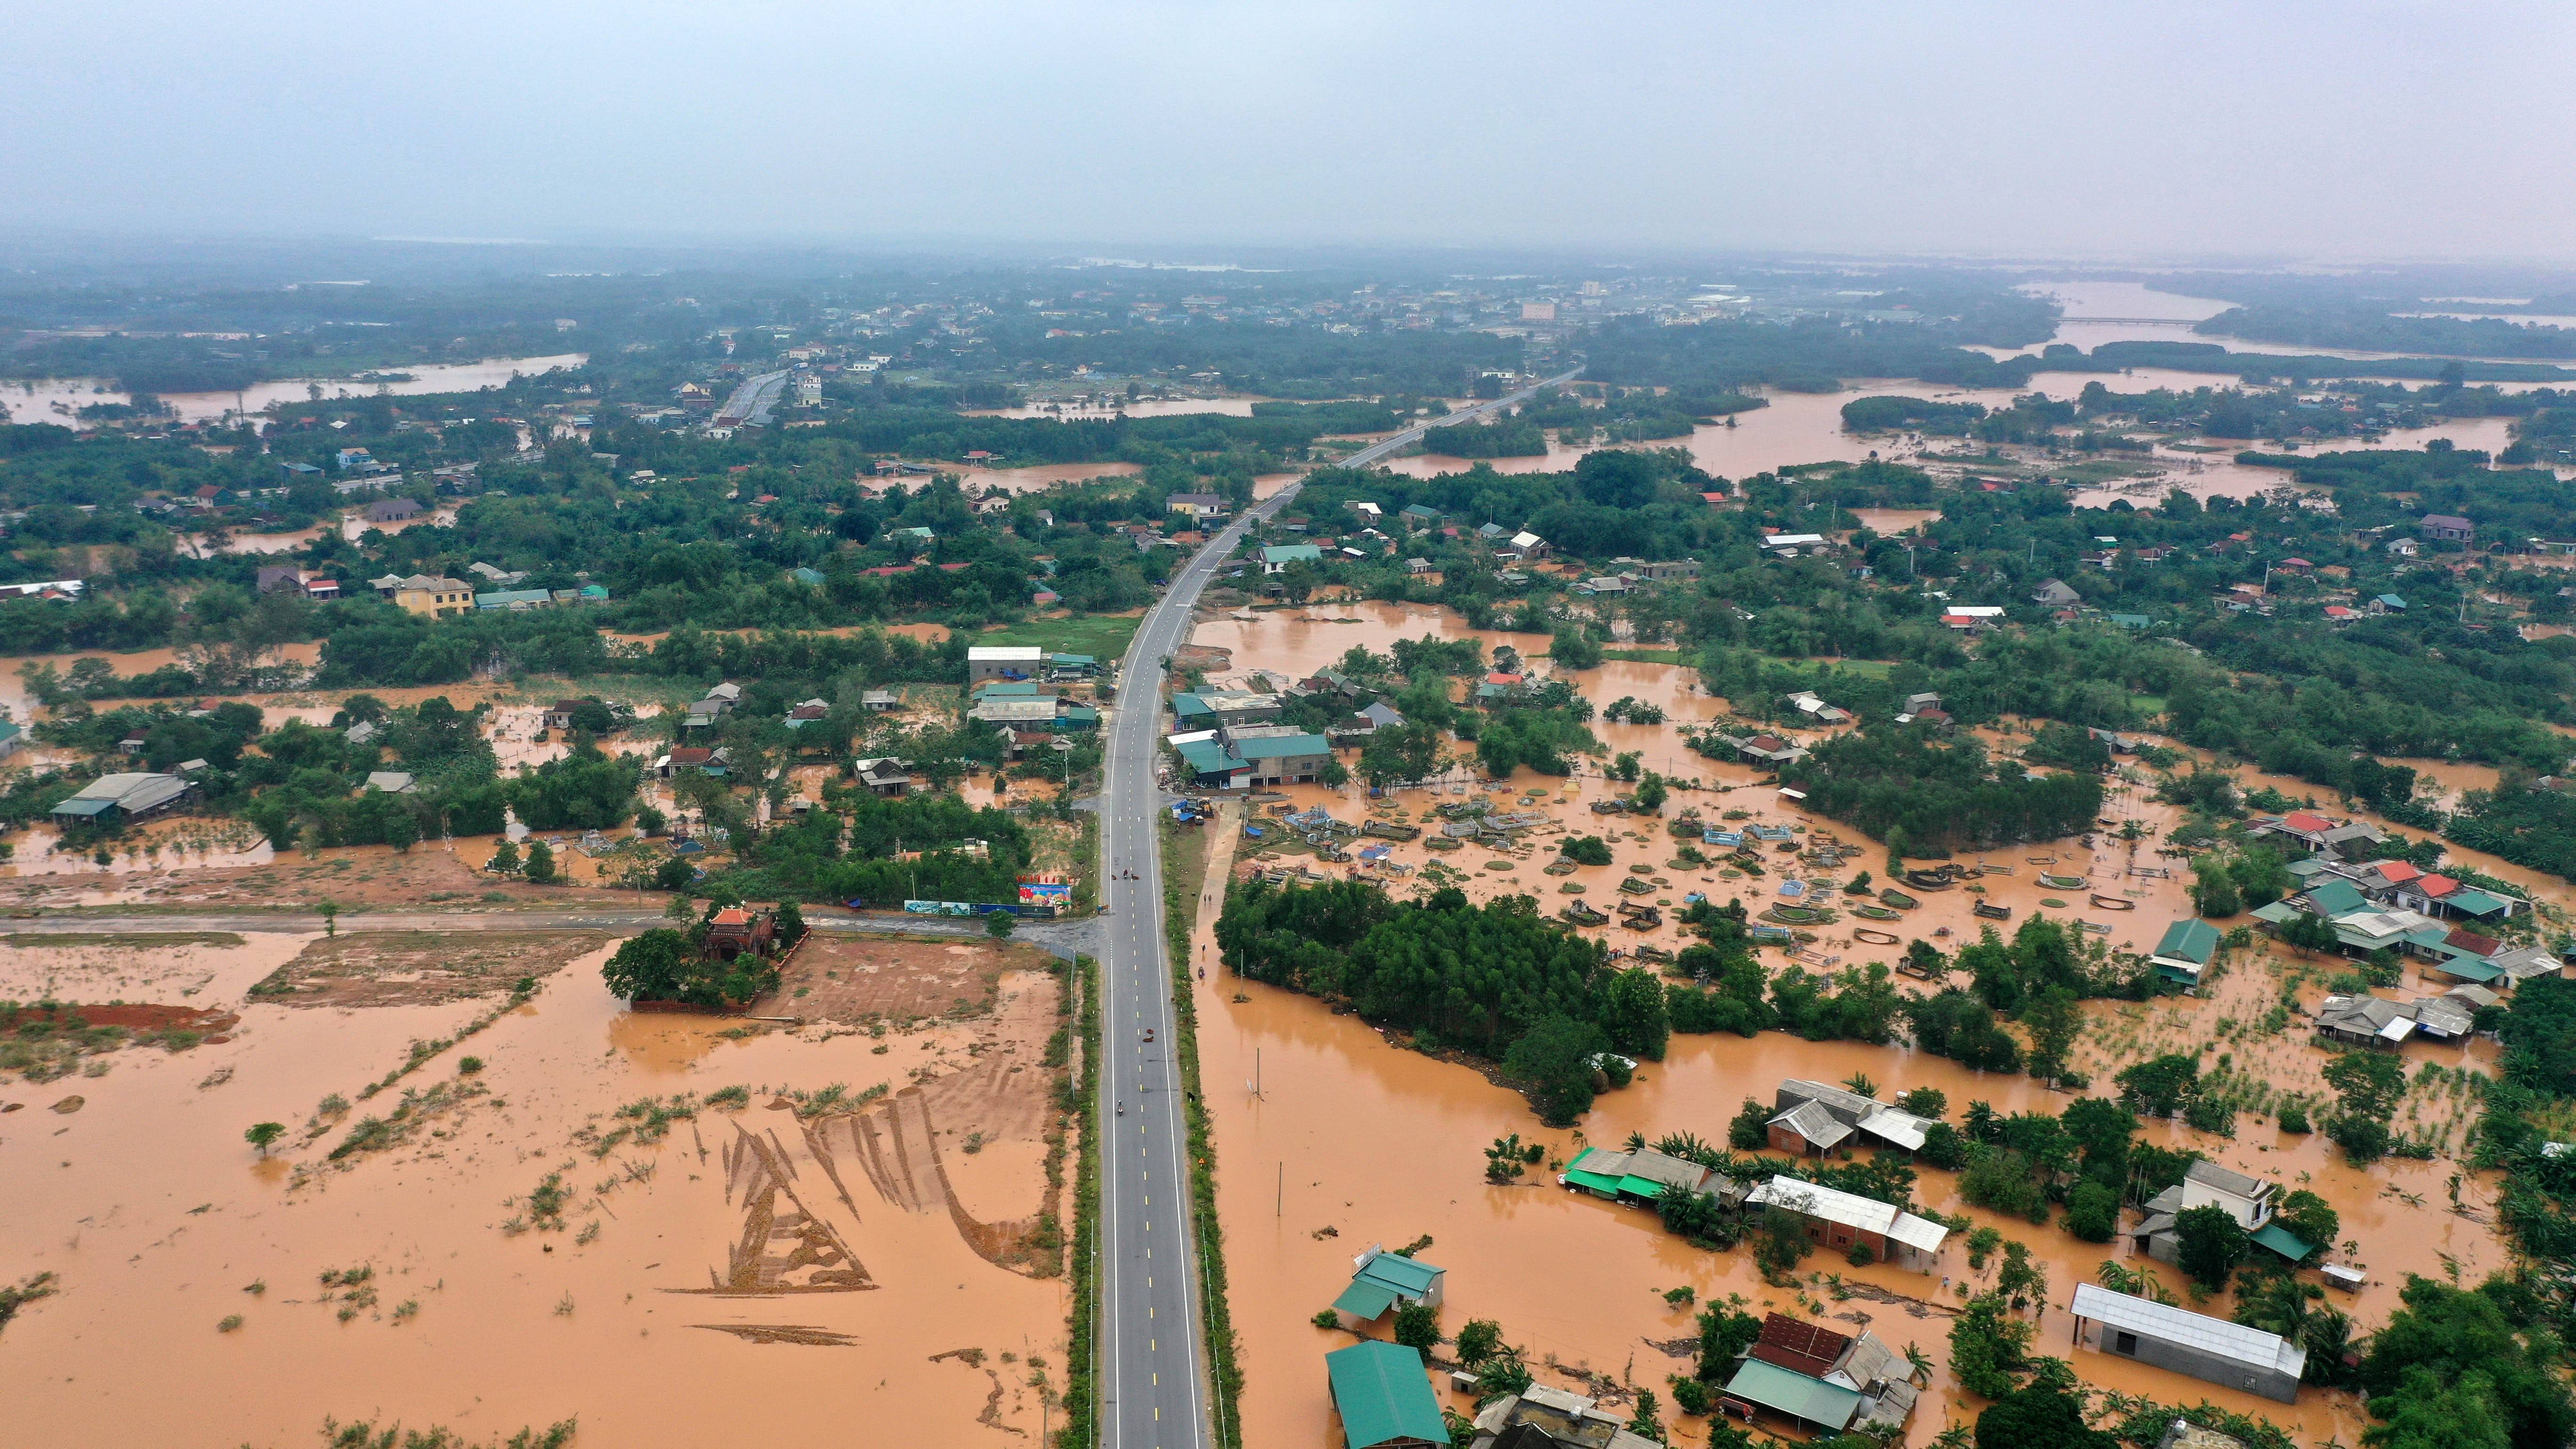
[711,907,752,926]
[2373,860,2423,884]
[1747,1313,1852,1378]
[2281,811,2335,834]
[2419,874,2461,898]
[2444,928,2500,956]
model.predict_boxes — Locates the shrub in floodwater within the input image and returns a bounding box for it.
[526,1173,571,1232]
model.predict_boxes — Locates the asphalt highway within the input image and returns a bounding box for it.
[1089,363,1579,1449]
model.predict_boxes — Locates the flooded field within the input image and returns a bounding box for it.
[1177,601,2531,1448]
[957,459,1144,493]
[0,930,1071,1447]
[1376,374,2528,507]
[0,356,588,428]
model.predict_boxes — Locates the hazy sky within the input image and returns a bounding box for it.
[7,1,2573,260]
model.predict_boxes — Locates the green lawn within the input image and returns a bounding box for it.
[976,615,1144,662]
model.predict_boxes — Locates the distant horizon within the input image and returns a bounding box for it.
[5,225,2576,284]
[6,3,2572,262]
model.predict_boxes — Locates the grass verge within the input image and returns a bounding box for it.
[1058,953,1102,1449]
[977,615,1144,662]
[1160,813,1241,1449]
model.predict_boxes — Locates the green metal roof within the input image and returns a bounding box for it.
[2447,889,2510,918]
[48,797,116,817]
[2251,1222,2316,1263]
[1331,1280,1400,1321]
[2251,902,2302,926]
[2303,879,2368,917]
[1175,740,1248,776]
[1358,1252,1442,1297]
[1326,1341,1447,1449]
[1262,544,1324,564]
[1722,1357,1862,1430]
[2153,918,2222,966]
[1563,1146,1625,1196]
[1235,733,1329,760]
[2429,956,2505,983]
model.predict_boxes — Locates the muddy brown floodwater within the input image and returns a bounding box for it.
[0,356,588,427]
[1372,365,2554,506]
[0,934,1071,1447]
[1179,602,2526,1448]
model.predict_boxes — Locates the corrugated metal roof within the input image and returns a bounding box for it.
[1234,733,1329,761]
[1884,1211,1950,1255]
[1326,1341,1447,1449]
[1721,1358,1861,1429]
[1356,1249,1442,1296]
[1749,1176,1896,1235]
[1768,1101,1852,1150]
[1331,1279,1398,1321]
[1749,1314,1851,1377]
[2250,1223,2315,1262]
[2070,1283,2306,1377]
[1857,1107,1929,1152]
[2183,1159,2269,1201]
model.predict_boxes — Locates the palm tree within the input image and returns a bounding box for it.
[1842,1071,1878,1099]
[1903,1340,1933,1386]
